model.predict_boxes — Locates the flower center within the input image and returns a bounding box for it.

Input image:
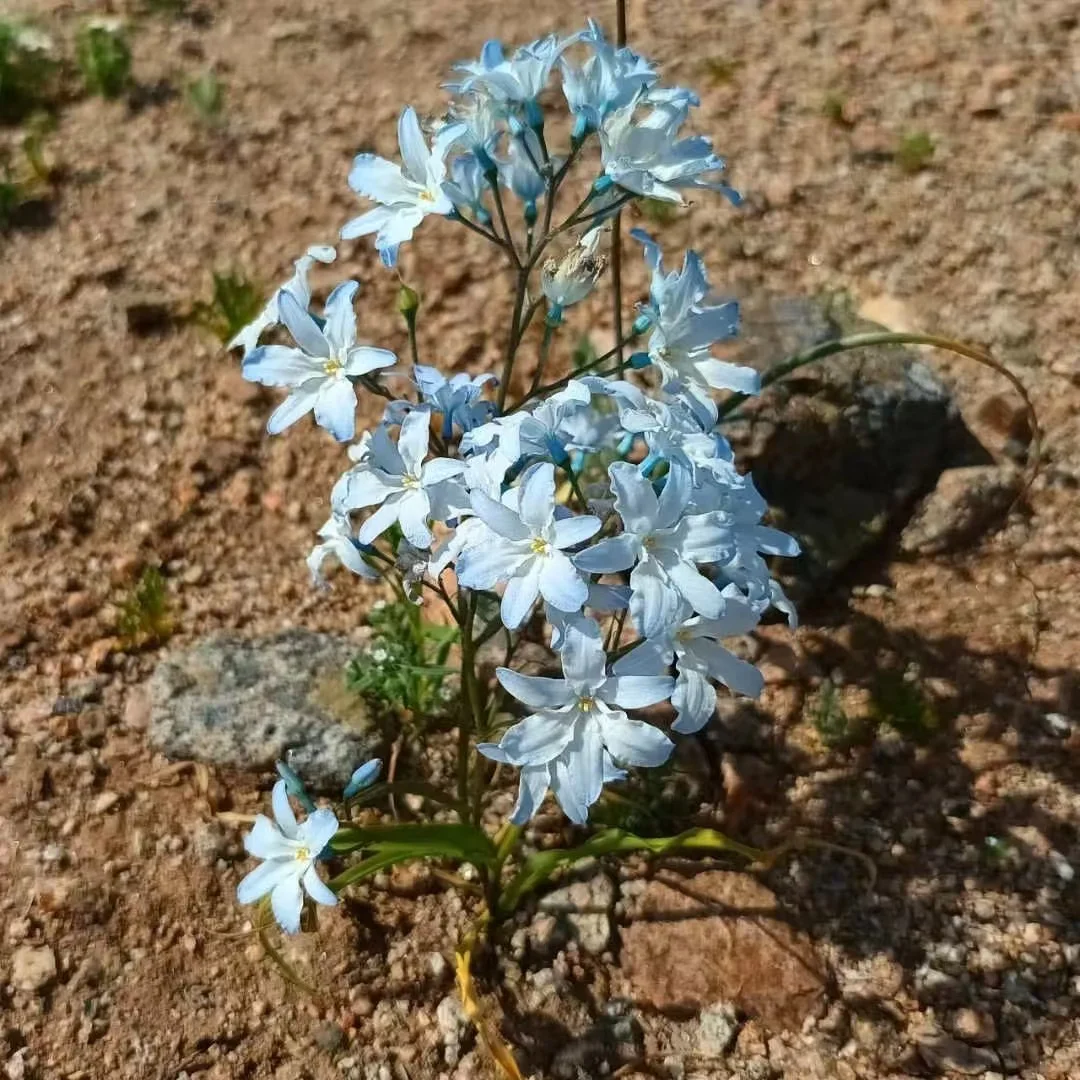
[419,189,436,203]
[295,846,311,862]
[402,474,422,489]
[530,536,551,556]
[324,355,344,377]
[642,534,657,551]
[577,696,596,713]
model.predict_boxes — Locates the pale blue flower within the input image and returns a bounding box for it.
[499,127,548,209]
[450,35,575,107]
[332,410,465,549]
[479,620,673,824]
[413,364,496,438]
[616,594,764,734]
[306,514,380,588]
[630,229,759,417]
[342,108,466,267]
[455,463,600,629]
[229,244,336,355]
[560,19,657,133]
[236,780,339,934]
[343,758,382,799]
[443,153,492,224]
[599,96,740,205]
[242,283,397,442]
[575,463,739,638]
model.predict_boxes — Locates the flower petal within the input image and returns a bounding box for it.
[267,384,321,435]
[500,561,541,629]
[243,346,319,387]
[323,280,358,351]
[609,460,659,534]
[302,864,339,907]
[602,674,674,709]
[574,534,639,574]
[519,462,556,531]
[279,290,330,358]
[470,491,530,542]
[345,346,397,376]
[313,378,358,442]
[553,514,602,549]
[236,858,297,905]
[508,764,552,825]
[244,815,293,860]
[397,408,431,474]
[670,662,717,734]
[299,808,340,855]
[492,709,576,765]
[397,489,433,548]
[598,711,673,767]
[270,875,305,934]
[538,552,588,613]
[271,779,299,838]
[357,497,404,545]
[397,106,430,184]
[496,668,574,709]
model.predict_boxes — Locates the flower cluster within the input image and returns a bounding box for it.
[231,21,799,931]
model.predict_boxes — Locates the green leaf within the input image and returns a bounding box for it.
[330,822,496,865]
[498,827,765,914]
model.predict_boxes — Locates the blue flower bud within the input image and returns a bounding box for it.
[275,760,316,813]
[476,207,493,227]
[638,452,660,477]
[617,432,636,457]
[628,351,652,370]
[524,199,538,227]
[571,114,590,146]
[343,758,382,800]
[507,113,524,137]
[475,146,498,182]
[592,175,614,195]
[631,313,652,336]
[524,98,544,132]
[546,303,564,327]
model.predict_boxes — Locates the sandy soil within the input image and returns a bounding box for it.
[1,1,1078,1078]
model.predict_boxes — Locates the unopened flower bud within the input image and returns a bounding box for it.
[397,283,420,317]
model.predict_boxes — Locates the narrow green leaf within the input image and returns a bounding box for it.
[329,822,496,865]
[497,827,765,914]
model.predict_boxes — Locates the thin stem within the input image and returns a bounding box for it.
[563,462,589,512]
[455,211,507,250]
[455,593,477,815]
[488,178,521,268]
[496,268,530,412]
[528,318,558,396]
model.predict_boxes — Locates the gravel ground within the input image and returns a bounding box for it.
[1,1,1078,1077]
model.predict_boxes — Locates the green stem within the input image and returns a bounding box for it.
[454,211,506,250]
[528,319,558,396]
[488,178,520,268]
[496,268,530,412]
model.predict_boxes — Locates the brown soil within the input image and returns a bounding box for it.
[1,1,1078,1078]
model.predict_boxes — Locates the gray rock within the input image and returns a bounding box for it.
[11,945,57,993]
[900,465,1021,554]
[697,1001,739,1056]
[148,631,379,789]
[533,872,615,956]
[726,294,987,601]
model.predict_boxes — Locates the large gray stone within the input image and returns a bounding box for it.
[725,295,988,601]
[148,630,379,789]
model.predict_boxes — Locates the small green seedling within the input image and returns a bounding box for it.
[870,672,938,743]
[117,566,173,648]
[186,71,224,125]
[0,19,58,124]
[193,271,263,343]
[76,21,133,99]
[811,680,862,748]
[821,92,851,127]
[347,598,460,724]
[895,131,934,174]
